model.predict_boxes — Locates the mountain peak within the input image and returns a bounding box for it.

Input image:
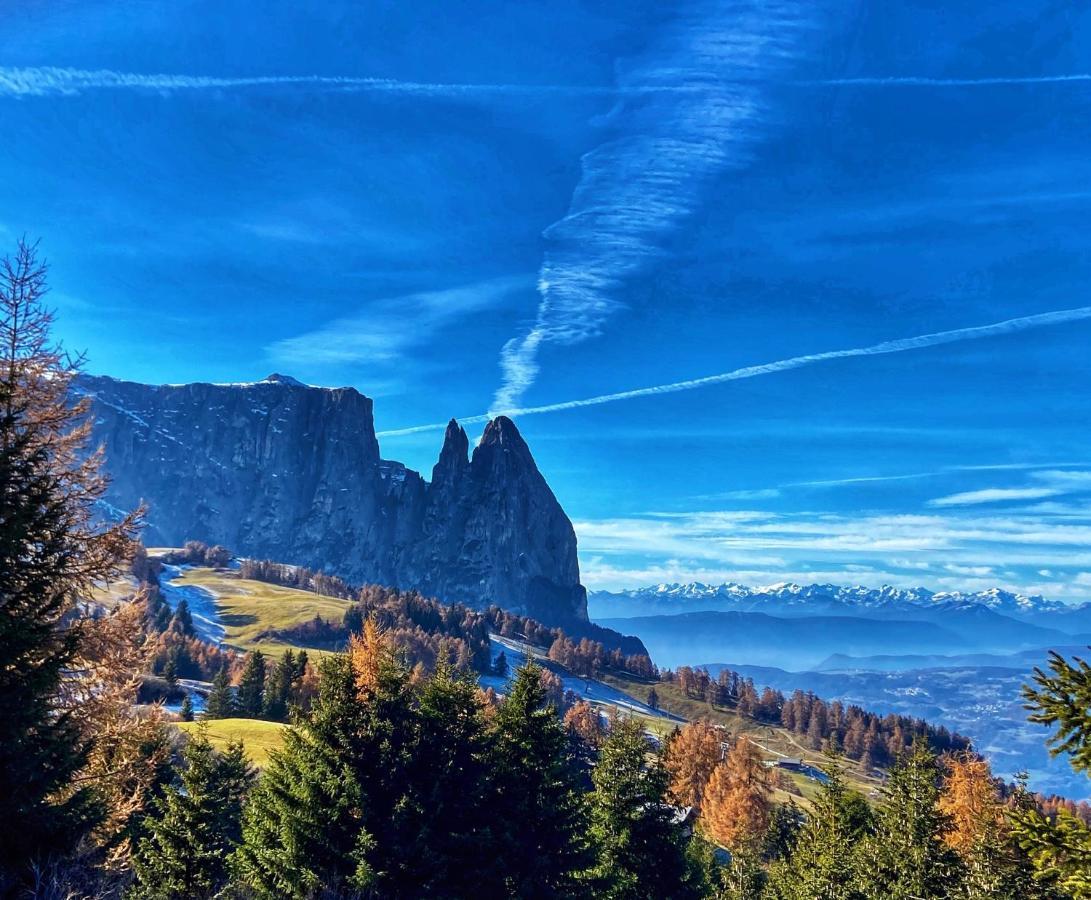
[262,373,306,387]
[479,415,529,452]
[432,418,469,482]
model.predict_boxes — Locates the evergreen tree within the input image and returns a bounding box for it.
[762,801,807,863]
[129,731,254,899]
[386,661,505,897]
[236,623,416,898]
[179,694,194,722]
[588,716,705,899]
[203,667,234,720]
[0,239,139,881]
[162,650,178,687]
[262,649,295,722]
[494,649,509,678]
[171,597,195,637]
[855,740,962,900]
[236,650,267,718]
[1015,650,1091,898]
[492,661,592,898]
[714,840,767,900]
[234,655,376,898]
[766,763,868,900]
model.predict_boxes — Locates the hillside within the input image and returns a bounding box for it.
[157,560,890,805]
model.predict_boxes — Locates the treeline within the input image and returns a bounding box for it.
[547,633,658,680]
[161,540,233,568]
[239,557,658,680]
[664,665,969,771]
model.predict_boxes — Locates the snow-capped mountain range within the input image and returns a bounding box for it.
[589,581,1082,621]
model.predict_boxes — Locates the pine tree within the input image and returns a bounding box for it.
[129,731,254,899]
[234,655,376,898]
[492,661,592,898]
[715,840,767,900]
[179,694,194,722]
[236,650,267,718]
[171,597,195,637]
[700,737,774,851]
[855,740,962,900]
[203,667,234,720]
[162,651,178,687]
[0,239,139,880]
[387,661,505,897]
[766,763,868,900]
[1014,650,1091,898]
[236,623,416,898]
[261,649,295,722]
[588,716,705,899]
[762,801,807,863]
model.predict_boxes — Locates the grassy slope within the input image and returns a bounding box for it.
[177,718,286,767]
[172,567,351,656]
[602,674,883,804]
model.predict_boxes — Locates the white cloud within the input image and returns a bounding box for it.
[1033,469,1091,488]
[267,277,523,369]
[928,487,1062,507]
[574,506,1091,598]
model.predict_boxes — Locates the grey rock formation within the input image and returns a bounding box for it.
[79,373,588,625]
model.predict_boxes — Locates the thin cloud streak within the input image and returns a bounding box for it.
[491,0,816,412]
[929,487,1063,508]
[0,65,710,99]
[810,73,1091,87]
[376,305,1091,437]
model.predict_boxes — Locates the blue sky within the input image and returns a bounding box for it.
[4,0,1091,599]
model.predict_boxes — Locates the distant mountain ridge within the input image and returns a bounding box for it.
[590,580,1080,620]
[79,373,589,628]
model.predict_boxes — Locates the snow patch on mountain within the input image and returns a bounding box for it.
[589,581,1073,619]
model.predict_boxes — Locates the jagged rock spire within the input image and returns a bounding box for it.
[432,418,469,484]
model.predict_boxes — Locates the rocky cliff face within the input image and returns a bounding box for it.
[79,373,588,625]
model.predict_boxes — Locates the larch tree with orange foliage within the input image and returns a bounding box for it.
[700,736,774,850]
[665,718,723,810]
[564,700,608,749]
[939,754,1052,899]
[939,752,1002,854]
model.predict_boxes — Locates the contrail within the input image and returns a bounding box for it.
[490,0,816,414]
[809,73,1091,87]
[0,65,707,99]
[376,305,1091,438]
